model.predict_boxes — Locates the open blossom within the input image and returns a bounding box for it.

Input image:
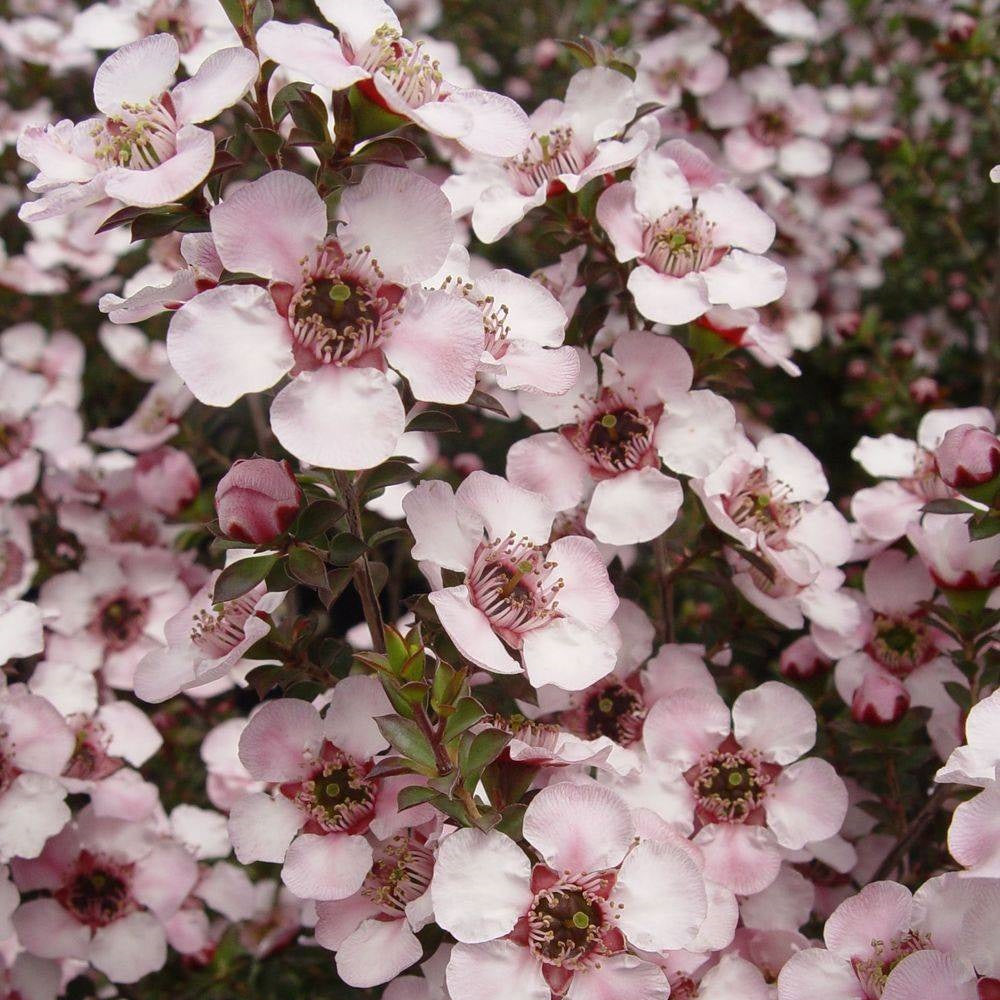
[257,0,528,157]
[17,34,258,220]
[597,142,787,325]
[431,782,708,1000]
[403,471,620,689]
[228,678,434,901]
[700,65,831,177]
[636,23,728,110]
[166,167,486,469]
[639,681,849,895]
[443,66,655,243]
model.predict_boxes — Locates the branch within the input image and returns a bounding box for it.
[871,783,951,882]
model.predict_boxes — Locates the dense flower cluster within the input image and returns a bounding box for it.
[0,0,996,997]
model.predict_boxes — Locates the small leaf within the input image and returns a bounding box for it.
[922,498,976,515]
[251,0,272,29]
[362,460,416,497]
[494,803,527,840]
[368,560,389,596]
[460,728,510,787]
[375,716,438,771]
[249,126,283,157]
[287,544,329,589]
[397,785,439,812]
[466,389,511,417]
[328,532,368,566]
[944,681,972,710]
[368,526,412,548]
[406,409,459,433]
[213,553,277,603]
[293,499,346,540]
[443,697,486,743]
[968,515,1000,540]
[245,664,283,699]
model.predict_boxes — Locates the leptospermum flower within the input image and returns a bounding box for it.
[636,23,728,111]
[228,677,434,901]
[11,811,198,984]
[597,143,787,325]
[508,330,737,545]
[17,34,258,220]
[907,512,1000,597]
[430,782,708,1000]
[639,681,849,895]
[403,471,620,689]
[166,167,486,469]
[257,0,528,157]
[443,66,654,243]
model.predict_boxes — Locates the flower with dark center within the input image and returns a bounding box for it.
[689,746,771,823]
[849,930,932,998]
[93,594,151,651]
[643,208,724,277]
[0,417,32,465]
[362,835,434,915]
[63,720,122,781]
[505,126,584,196]
[726,467,800,543]
[868,614,936,678]
[748,106,792,147]
[580,681,646,746]
[55,852,136,929]
[526,874,615,970]
[189,593,259,658]
[565,391,659,478]
[285,745,377,836]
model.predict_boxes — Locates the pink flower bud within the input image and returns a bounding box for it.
[948,12,976,42]
[936,424,1000,490]
[780,636,831,681]
[215,458,303,545]
[851,673,910,726]
[909,376,939,404]
[135,447,199,516]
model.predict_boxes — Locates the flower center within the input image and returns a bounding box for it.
[440,276,511,358]
[356,25,444,106]
[581,681,645,745]
[568,393,657,477]
[690,747,770,823]
[190,593,258,658]
[64,720,121,781]
[0,417,32,465]
[527,882,609,968]
[726,467,800,541]
[748,106,792,147]
[868,614,935,676]
[0,536,26,591]
[505,126,585,195]
[56,852,135,929]
[95,594,151,651]
[287,744,377,835]
[362,835,434,915]
[644,208,722,276]
[850,931,931,998]
[93,96,178,170]
[467,534,563,644]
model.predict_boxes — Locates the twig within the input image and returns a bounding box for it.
[871,783,951,882]
[652,533,674,643]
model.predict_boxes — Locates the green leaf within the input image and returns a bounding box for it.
[248,126,283,157]
[287,544,329,589]
[213,553,278,603]
[944,681,972,710]
[292,498,346,540]
[368,560,389,595]
[328,532,367,566]
[368,526,413,548]
[396,785,440,812]
[375,716,438,771]
[362,460,417,497]
[406,409,459,433]
[443,697,485,743]
[218,0,244,30]
[968,515,1000,540]
[923,498,976,515]
[494,803,527,840]
[460,729,510,788]
[250,0,272,28]
[466,389,510,417]
[245,664,283,699]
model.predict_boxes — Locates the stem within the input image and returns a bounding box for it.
[455,785,483,823]
[412,703,454,776]
[238,0,283,169]
[246,394,274,455]
[334,470,386,654]
[871,783,951,882]
[652,534,675,643]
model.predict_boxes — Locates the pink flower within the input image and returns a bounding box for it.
[639,681,848,894]
[228,678,433,901]
[701,66,831,177]
[430,782,708,1000]
[403,471,620,689]
[134,445,199,515]
[636,24,728,110]
[908,513,1000,593]
[88,370,193,453]
[200,717,264,812]
[257,0,528,157]
[0,324,84,409]
[18,34,258,220]
[166,168,486,469]
[509,330,736,544]
[11,811,198,983]
[215,458,302,545]
[597,143,786,325]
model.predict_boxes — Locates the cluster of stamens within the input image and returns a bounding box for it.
[644,208,723,276]
[287,744,377,835]
[440,276,511,357]
[580,681,646,746]
[526,874,615,969]
[356,25,444,106]
[64,719,120,781]
[94,594,150,651]
[726,468,801,543]
[748,106,793,147]
[868,614,935,677]
[0,536,25,592]
[568,391,657,476]
[690,746,770,823]
[0,416,32,464]
[505,126,584,195]
[850,931,931,998]
[55,852,135,929]
[467,534,563,643]
[92,97,178,170]
[190,593,258,658]
[362,835,434,915]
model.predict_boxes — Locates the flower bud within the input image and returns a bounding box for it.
[135,446,199,516]
[780,636,831,682]
[909,376,939,404]
[851,672,910,726]
[979,979,1000,1000]
[935,424,1000,494]
[215,458,302,545]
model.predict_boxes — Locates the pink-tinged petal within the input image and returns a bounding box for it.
[697,184,775,253]
[614,839,707,951]
[12,898,90,961]
[476,270,567,348]
[0,775,70,862]
[789,502,853,568]
[741,865,814,932]
[850,482,924,542]
[336,917,423,988]
[948,784,1000,877]
[494,342,581,395]
[472,183,546,244]
[519,347,598,428]
[882,951,978,1000]
[431,828,531,943]
[455,470,554,544]
[777,947,865,1000]
[133,648,196,703]
[938,690,1000,786]
[586,469,684,546]
[385,289,483,403]
[446,940,549,1000]
[863,549,934,617]
[429,586,521,675]
[0,600,43,661]
[699,955,770,1000]
[778,137,832,177]
[565,66,638,142]
[568,955,669,1000]
[656,389,737,478]
[852,434,920,478]
[315,0,400,43]
[693,823,782,895]
[403,481,477,571]
[643,644,716,701]
[324,673,392,761]
[522,619,618,691]
[733,681,816,763]
[338,166,453,285]
[629,266,710,325]
[93,33,179,115]
[210,170,326,283]
[546,535,618,629]
[633,151,693,219]
[103,124,215,207]
[282,833,373,901]
[228,792,303,864]
[413,90,529,157]
[596,181,645,262]
[314,895,381,950]
[99,270,200,324]
[722,128,777,173]
[823,881,913,957]
[239,699,323,781]
[270,366,405,470]
[610,329,694,404]
[643,688,731,769]
[758,433,828,503]
[916,406,995,451]
[507,433,589,511]
[170,46,258,123]
[90,911,167,983]
[1,690,74,774]
[257,21,368,90]
[97,701,163,766]
[765,757,848,849]
[167,284,292,406]
[132,843,198,920]
[703,250,787,310]
[700,81,753,129]
[523,782,634,872]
